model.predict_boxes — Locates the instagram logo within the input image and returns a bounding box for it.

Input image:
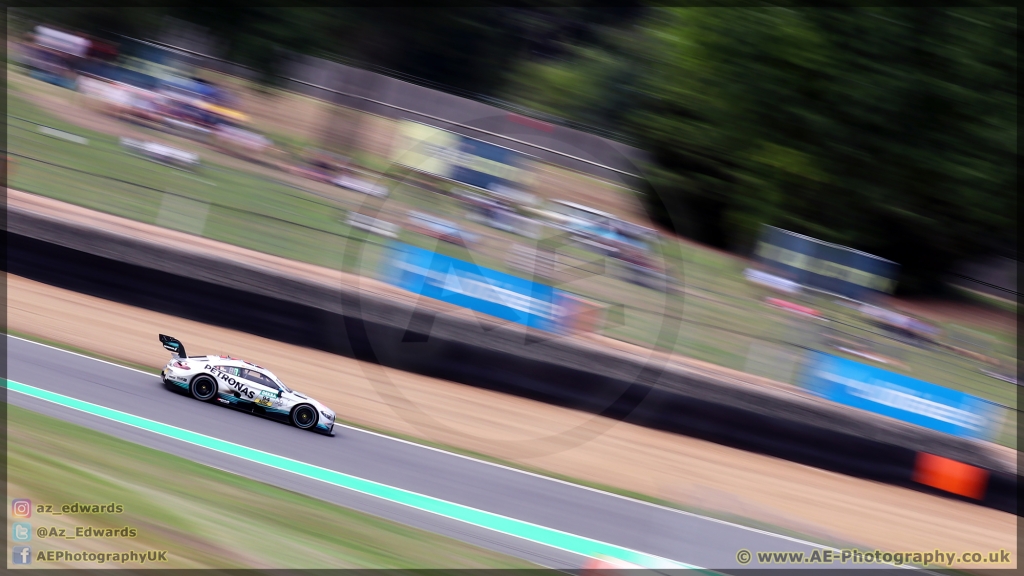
[12,499,32,518]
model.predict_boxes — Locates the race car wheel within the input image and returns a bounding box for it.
[190,375,219,402]
[291,404,318,430]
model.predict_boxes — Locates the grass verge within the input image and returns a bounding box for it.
[5,403,538,569]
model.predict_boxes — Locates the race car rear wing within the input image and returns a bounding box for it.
[159,334,188,358]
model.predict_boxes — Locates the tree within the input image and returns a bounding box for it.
[507,7,1017,294]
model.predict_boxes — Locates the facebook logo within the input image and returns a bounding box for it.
[13,546,32,565]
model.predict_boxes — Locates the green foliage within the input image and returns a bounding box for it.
[505,7,1017,294]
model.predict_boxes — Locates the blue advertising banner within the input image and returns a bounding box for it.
[800,352,999,440]
[381,242,563,332]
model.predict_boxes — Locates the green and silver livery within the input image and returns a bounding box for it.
[158,334,336,434]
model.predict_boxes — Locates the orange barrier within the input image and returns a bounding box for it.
[913,452,989,499]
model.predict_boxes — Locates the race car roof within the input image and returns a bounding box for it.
[193,356,266,371]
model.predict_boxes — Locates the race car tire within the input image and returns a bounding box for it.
[291,404,318,430]
[190,375,219,402]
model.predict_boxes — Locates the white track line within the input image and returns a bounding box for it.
[8,333,850,552]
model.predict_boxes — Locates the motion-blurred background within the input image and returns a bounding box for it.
[4,6,1018,567]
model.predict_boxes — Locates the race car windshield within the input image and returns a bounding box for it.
[270,374,291,392]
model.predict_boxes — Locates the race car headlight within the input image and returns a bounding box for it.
[321,411,334,421]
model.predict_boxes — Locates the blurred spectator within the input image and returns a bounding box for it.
[214,123,272,162]
[307,149,337,183]
[22,40,77,89]
[745,267,802,295]
[860,304,939,346]
[34,25,90,60]
[85,36,119,63]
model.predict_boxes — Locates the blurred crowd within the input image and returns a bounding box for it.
[13,22,1003,339]
[450,189,671,289]
[12,25,373,181]
[12,23,673,294]
[13,26,274,163]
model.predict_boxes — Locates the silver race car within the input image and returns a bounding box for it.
[158,334,336,435]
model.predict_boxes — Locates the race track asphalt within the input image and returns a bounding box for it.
[6,335,910,572]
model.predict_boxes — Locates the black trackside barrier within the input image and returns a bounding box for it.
[4,230,1018,515]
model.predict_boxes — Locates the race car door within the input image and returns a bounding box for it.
[211,365,246,401]
[236,368,282,412]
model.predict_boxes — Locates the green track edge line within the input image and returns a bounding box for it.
[5,378,716,573]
